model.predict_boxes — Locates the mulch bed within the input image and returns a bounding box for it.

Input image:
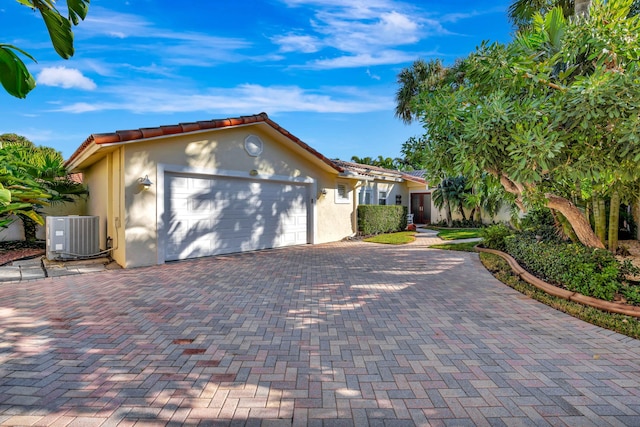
[0,241,45,266]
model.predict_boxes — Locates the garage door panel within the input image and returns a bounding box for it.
[165,174,309,261]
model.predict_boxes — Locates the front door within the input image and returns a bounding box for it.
[411,193,431,224]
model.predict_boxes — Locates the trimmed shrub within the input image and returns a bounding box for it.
[358,205,408,235]
[480,224,514,251]
[519,207,562,242]
[504,234,621,301]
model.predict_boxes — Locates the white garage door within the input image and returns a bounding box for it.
[164,173,309,261]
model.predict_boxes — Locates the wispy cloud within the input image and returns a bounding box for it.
[366,69,381,80]
[51,84,394,115]
[76,7,251,67]
[307,50,418,69]
[37,67,97,90]
[273,0,489,68]
[272,34,322,53]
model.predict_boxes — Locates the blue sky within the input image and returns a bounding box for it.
[2,0,514,161]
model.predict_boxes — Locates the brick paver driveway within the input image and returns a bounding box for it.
[1,238,639,426]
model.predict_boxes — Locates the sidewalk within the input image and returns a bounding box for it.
[414,226,483,246]
[0,256,114,282]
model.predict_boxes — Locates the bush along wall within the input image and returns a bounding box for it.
[504,234,621,301]
[358,205,408,236]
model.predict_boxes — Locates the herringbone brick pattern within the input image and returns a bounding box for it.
[1,237,639,426]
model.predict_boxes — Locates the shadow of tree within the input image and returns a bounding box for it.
[3,243,633,425]
[0,245,469,424]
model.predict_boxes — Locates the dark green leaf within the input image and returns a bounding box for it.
[66,0,90,25]
[0,46,36,98]
[39,7,74,59]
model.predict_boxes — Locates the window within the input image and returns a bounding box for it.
[359,187,373,204]
[335,183,350,204]
[378,191,387,205]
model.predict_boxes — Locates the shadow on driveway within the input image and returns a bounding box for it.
[1,241,639,426]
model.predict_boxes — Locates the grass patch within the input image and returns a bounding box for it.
[364,231,416,245]
[433,228,482,240]
[479,252,640,340]
[429,242,478,252]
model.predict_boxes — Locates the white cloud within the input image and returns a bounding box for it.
[52,84,394,115]
[272,0,428,67]
[366,69,381,80]
[305,50,418,69]
[272,34,322,53]
[36,67,97,90]
[273,0,482,68]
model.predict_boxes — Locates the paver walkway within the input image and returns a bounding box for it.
[1,239,639,426]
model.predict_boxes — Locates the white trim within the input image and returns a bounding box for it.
[244,134,264,157]
[335,182,350,204]
[156,163,315,265]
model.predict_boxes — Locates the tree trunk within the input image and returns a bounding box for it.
[552,210,579,243]
[633,200,640,240]
[574,0,592,17]
[18,214,38,242]
[444,200,452,227]
[495,173,603,248]
[608,191,620,253]
[459,202,467,221]
[546,193,604,248]
[475,206,482,224]
[593,198,607,245]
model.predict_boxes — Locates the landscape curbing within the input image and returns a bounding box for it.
[476,245,640,317]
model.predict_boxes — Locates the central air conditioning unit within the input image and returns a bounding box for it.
[46,216,100,261]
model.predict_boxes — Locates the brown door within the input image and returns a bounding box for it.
[411,193,431,224]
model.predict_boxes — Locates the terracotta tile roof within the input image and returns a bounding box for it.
[66,112,343,173]
[332,159,426,184]
[404,170,426,179]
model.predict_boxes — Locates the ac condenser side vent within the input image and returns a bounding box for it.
[46,216,100,260]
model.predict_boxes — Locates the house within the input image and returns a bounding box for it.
[332,160,434,224]
[65,113,428,268]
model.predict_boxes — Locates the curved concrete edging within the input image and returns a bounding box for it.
[476,245,640,318]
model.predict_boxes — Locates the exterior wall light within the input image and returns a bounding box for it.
[139,175,153,190]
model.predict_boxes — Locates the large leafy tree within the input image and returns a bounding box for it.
[409,0,640,248]
[508,0,639,29]
[1,0,90,98]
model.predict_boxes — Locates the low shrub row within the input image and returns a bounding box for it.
[504,234,621,301]
[481,221,640,304]
[357,205,407,235]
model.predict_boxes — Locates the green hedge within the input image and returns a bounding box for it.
[480,224,514,251]
[358,205,408,235]
[504,235,621,301]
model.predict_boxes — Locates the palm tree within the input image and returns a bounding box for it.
[509,0,638,28]
[394,59,447,125]
[0,134,87,240]
[464,174,513,224]
[0,143,50,229]
[432,176,470,226]
[508,0,574,28]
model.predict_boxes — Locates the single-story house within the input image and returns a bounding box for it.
[66,113,429,268]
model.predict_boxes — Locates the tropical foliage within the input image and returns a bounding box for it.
[1,0,90,98]
[398,0,640,249]
[0,134,86,238]
[350,155,406,170]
